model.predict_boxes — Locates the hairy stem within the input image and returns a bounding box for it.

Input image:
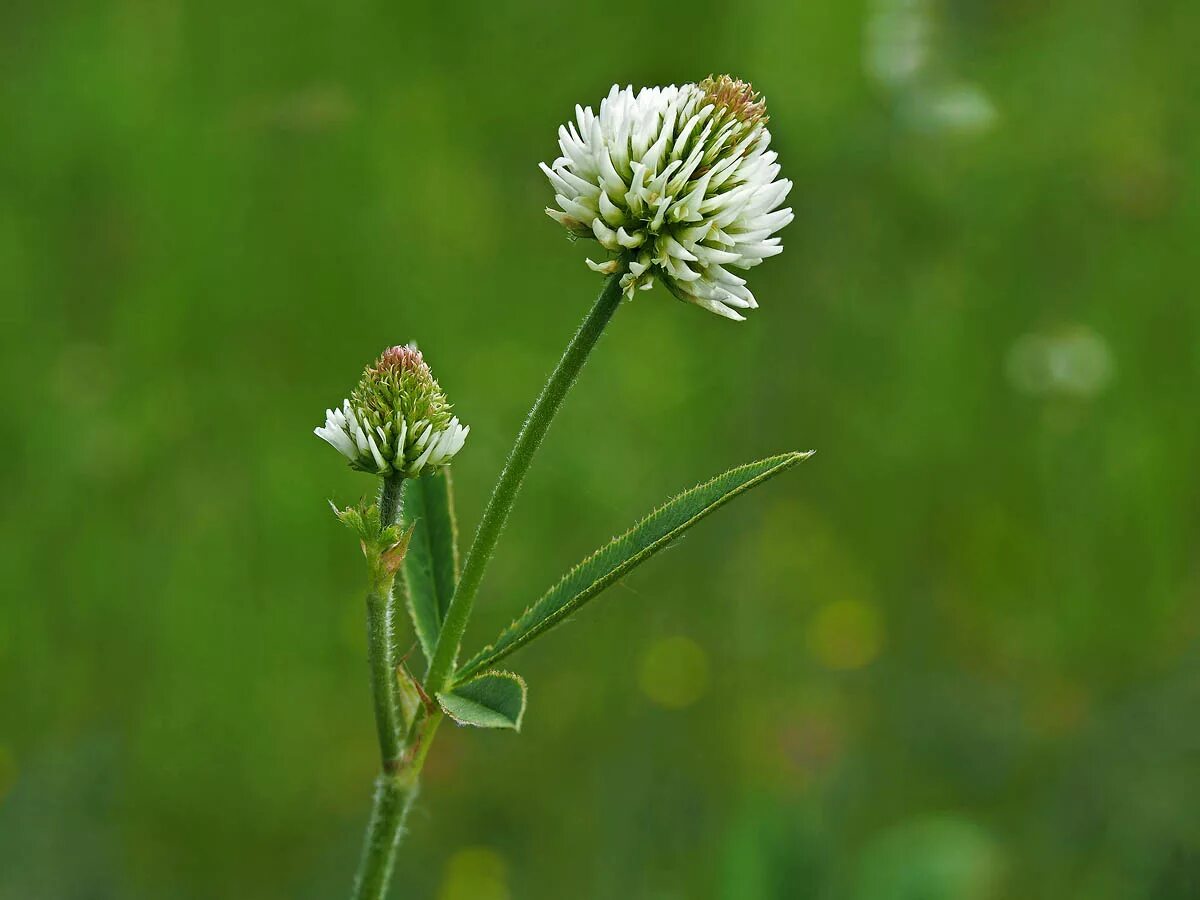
[365,472,406,766]
[352,473,408,899]
[351,775,418,900]
[378,471,405,531]
[364,578,403,767]
[425,270,626,693]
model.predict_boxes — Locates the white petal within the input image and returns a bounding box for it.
[586,258,621,274]
[315,425,356,460]
[366,433,386,472]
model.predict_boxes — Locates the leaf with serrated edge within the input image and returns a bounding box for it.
[437,670,526,730]
[455,451,811,684]
[401,470,460,665]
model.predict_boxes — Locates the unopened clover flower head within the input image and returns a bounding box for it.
[315,344,469,477]
[541,75,793,321]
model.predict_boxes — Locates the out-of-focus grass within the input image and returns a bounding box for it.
[2,1,1199,897]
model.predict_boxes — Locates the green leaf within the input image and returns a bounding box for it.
[401,470,460,665]
[436,670,526,730]
[456,451,812,683]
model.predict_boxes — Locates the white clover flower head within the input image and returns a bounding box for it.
[315,344,469,477]
[541,75,793,321]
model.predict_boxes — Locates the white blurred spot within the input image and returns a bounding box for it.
[902,83,998,136]
[865,0,933,88]
[1006,326,1115,398]
[865,0,998,137]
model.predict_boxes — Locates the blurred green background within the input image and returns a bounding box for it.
[3,0,1199,897]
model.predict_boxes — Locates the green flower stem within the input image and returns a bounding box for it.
[364,575,403,767]
[365,472,406,766]
[352,472,409,900]
[351,774,417,900]
[378,471,405,532]
[426,269,626,694]
[350,713,443,900]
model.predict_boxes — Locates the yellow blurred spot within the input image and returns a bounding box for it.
[437,846,509,900]
[638,636,710,709]
[807,600,883,670]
